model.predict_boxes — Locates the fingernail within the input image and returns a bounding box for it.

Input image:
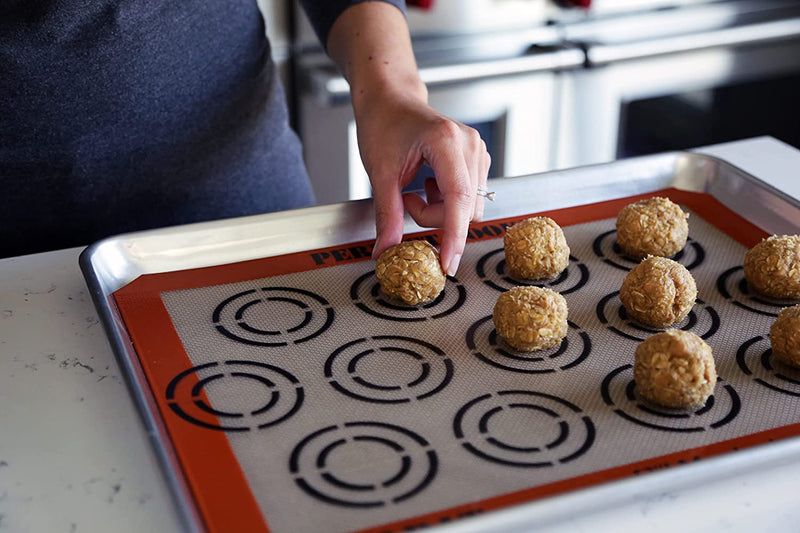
[447,253,461,277]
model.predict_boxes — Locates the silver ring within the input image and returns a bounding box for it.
[476,187,496,201]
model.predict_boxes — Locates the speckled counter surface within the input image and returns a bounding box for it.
[0,248,182,533]
[1,137,798,533]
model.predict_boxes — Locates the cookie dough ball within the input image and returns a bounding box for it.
[492,286,568,351]
[504,216,570,280]
[620,256,697,329]
[634,329,717,409]
[616,197,689,258]
[743,235,800,299]
[770,304,800,368]
[375,240,446,306]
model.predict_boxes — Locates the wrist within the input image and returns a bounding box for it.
[350,73,428,118]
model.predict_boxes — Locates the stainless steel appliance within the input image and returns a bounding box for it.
[555,0,800,168]
[291,0,800,204]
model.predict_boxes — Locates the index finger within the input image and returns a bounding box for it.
[429,154,474,277]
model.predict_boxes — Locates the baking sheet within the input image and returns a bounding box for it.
[80,152,800,532]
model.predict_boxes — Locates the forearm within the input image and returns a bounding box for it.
[326,2,428,118]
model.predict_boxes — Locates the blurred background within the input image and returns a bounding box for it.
[259,0,800,204]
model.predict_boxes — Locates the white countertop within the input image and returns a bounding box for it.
[1,136,798,533]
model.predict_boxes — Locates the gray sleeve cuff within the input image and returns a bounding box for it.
[299,0,407,50]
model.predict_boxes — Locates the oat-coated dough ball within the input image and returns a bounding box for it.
[620,256,697,329]
[616,197,689,258]
[504,216,570,280]
[743,234,800,299]
[492,286,568,351]
[375,240,446,306]
[634,329,717,409]
[770,304,800,368]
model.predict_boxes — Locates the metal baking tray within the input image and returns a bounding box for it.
[80,151,800,533]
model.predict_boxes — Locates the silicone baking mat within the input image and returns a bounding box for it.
[113,189,800,533]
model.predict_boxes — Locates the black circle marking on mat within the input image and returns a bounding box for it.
[736,336,800,397]
[600,364,741,432]
[289,421,438,508]
[453,390,595,467]
[467,316,592,374]
[592,230,706,272]
[717,266,799,318]
[326,336,454,404]
[597,291,720,341]
[213,287,334,346]
[350,270,466,322]
[166,360,304,432]
[475,248,590,295]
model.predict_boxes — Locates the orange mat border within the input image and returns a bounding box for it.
[113,188,784,533]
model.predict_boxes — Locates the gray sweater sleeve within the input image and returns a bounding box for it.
[299,0,407,49]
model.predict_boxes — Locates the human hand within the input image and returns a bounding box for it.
[357,93,491,276]
[323,2,490,275]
